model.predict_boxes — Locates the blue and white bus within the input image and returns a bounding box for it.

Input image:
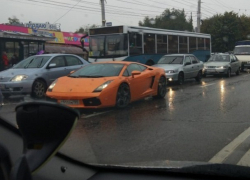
[88,26,211,65]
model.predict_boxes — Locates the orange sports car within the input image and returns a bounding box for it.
[46,61,167,108]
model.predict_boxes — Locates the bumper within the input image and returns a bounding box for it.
[165,73,179,82]
[241,62,250,69]
[46,90,117,109]
[203,68,227,75]
[0,80,33,95]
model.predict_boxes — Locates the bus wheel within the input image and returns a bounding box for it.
[146,60,154,66]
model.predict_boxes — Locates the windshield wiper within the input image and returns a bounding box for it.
[24,59,34,68]
[37,58,44,68]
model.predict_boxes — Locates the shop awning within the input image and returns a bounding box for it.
[0,31,55,41]
[45,45,88,55]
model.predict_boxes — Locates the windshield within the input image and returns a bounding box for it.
[158,56,183,64]
[13,56,51,69]
[208,55,230,62]
[234,47,250,55]
[70,63,124,77]
[4,1,250,179]
[89,34,128,58]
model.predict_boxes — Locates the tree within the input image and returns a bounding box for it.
[75,24,99,35]
[139,8,193,31]
[200,11,249,52]
[8,16,20,25]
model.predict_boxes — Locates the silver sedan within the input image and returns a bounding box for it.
[203,54,241,77]
[0,54,89,98]
[153,54,204,85]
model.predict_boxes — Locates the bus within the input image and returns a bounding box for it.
[88,26,211,65]
[234,40,250,70]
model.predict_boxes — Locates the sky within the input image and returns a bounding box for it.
[1,0,250,32]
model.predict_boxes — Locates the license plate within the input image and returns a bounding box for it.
[60,100,79,105]
[207,69,215,72]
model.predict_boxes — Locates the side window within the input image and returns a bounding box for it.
[123,69,129,77]
[49,56,66,67]
[190,56,198,64]
[65,56,83,66]
[231,55,236,61]
[138,64,147,71]
[127,64,142,76]
[184,56,192,65]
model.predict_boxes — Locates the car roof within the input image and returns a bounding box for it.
[33,54,80,57]
[94,61,143,65]
[164,54,194,56]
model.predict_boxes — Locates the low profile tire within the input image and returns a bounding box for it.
[195,71,202,82]
[155,76,167,98]
[178,73,184,85]
[31,80,47,98]
[116,83,131,108]
[3,94,11,98]
[226,68,231,78]
[236,68,240,75]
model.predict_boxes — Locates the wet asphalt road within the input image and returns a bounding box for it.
[2,72,250,166]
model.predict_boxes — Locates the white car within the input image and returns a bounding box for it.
[153,54,204,85]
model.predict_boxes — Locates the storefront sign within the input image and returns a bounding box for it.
[24,22,59,31]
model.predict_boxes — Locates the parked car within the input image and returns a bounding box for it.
[0,54,89,98]
[153,54,203,85]
[203,53,241,77]
[0,89,2,110]
[46,61,167,108]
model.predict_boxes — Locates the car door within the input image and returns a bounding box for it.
[190,56,201,77]
[125,64,152,101]
[183,56,193,79]
[230,55,238,73]
[65,55,86,74]
[46,56,67,84]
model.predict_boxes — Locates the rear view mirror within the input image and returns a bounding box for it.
[13,101,79,176]
[131,70,141,77]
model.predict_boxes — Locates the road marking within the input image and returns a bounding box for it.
[200,83,216,87]
[209,126,250,163]
[81,110,113,119]
[237,148,250,166]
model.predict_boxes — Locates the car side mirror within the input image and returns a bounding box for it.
[185,62,191,66]
[131,70,141,78]
[48,63,56,69]
[14,101,79,175]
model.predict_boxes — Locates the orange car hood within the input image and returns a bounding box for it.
[53,76,118,93]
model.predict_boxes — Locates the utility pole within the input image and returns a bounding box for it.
[197,0,201,33]
[100,0,106,27]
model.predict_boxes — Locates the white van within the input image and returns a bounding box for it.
[233,45,250,70]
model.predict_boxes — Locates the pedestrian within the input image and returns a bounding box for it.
[10,53,18,66]
[2,51,9,69]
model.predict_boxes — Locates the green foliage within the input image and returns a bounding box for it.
[139,8,193,31]
[75,24,99,35]
[8,16,20,25]
[201,11,250,52]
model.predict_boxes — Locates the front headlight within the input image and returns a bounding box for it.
[11,75,28,82]
[47,79,58,92]
[93,80,113,92]
[165,70,176,73]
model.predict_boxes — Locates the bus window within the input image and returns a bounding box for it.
[89,36,105,57]
[157,35,167,54]
[168,35,178,53]
[144,33,155,54]
[198,38,205,50]
[106,34,128,56]
[189,37,197,53]
[179,36,188,53]
[205,38,210,50]
[129,32,142,55]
